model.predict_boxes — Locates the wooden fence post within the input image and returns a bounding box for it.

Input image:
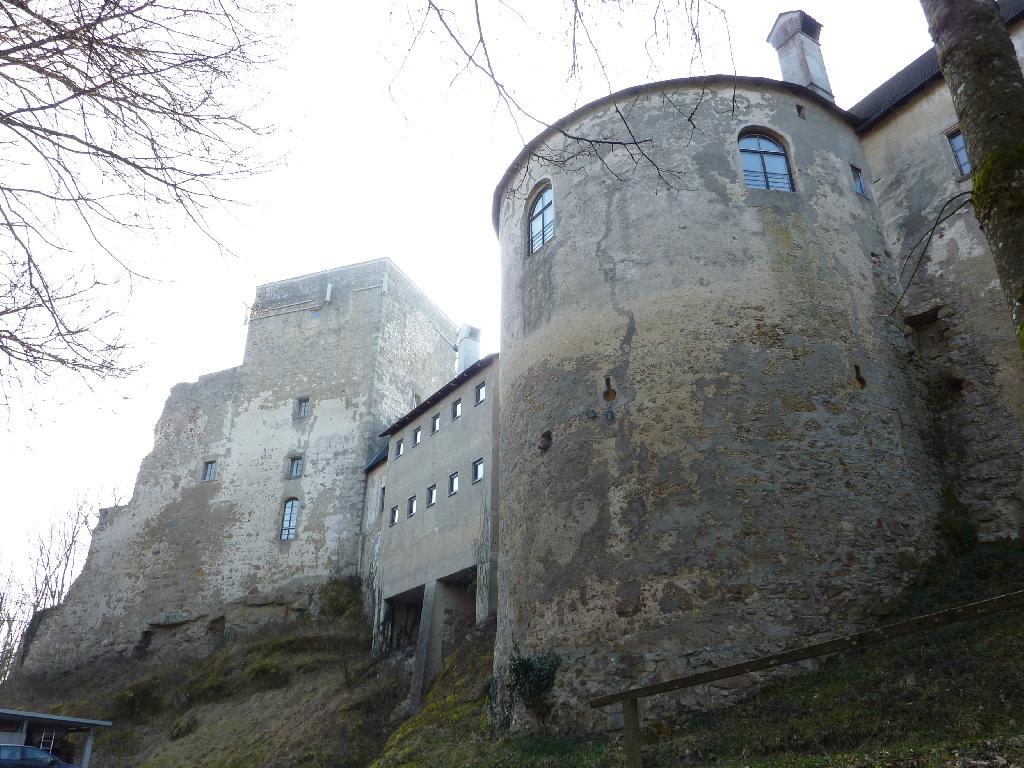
[623,697,641,768]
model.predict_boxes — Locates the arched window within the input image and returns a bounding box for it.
[280,498,298,541]
[739,134,793,191]
[528,185,554,253]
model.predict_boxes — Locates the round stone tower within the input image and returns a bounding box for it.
[492,76,940,728]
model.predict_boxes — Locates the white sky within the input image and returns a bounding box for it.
[0,0,935,571]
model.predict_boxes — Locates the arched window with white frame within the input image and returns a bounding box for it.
[280,498,298,541]
[528,185,554,253]
[739,133,794,192]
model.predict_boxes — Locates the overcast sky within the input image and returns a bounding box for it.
[0,0,935,571]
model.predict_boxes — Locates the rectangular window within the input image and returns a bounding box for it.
[472,458,484,483]
[407,496,417,517]
[431,413,441,433]
[201,460,216,482]
[475,381,486,405]
[948,130,972,175]
[287,456,304,478]
[281,499,298,541]
[448,472,459,496]
[413,426,422,445]
[427,484,437,506]
[851,165,868,197]
[452,399,462,420]
[395,439,404,458]
[389,506,399,527]
[296,397,310,418]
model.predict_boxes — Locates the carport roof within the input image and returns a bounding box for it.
[0,708,112,731]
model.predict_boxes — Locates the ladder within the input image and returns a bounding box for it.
[37,730,56,753]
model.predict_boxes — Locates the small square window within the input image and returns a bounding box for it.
[851,165,869,197]
[389,506,399,527]
[407,496,417,517]
[201,460,216,482]
[948,130,972,175]
[452,399,462,420]
[472,458,484,483]
[287,456,304,478]
[431,413,441,433]
[395,439,404,458]
[413,426,422,445]
[475,381,486,405]
[296,397,310,418]
[427,484,437,506]
[448,472,459,496]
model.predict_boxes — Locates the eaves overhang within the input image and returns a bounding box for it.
[491,74,857,233]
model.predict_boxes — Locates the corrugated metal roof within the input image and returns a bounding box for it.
[850,0,1024,131]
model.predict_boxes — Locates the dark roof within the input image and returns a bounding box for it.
[0,708,112,731]
[380,353,498,437]
[850,0,1024,131]
[363,444,389,473]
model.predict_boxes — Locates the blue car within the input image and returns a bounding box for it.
[0,745,79,767]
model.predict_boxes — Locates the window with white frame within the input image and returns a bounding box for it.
[281,499,299,540]
[407,496,417,517]
[851,165,869,197]
[528,185,554,253]
[395,439,404,458]
[948,130,972,175]
[475,381,486,405]
[472,458,484,483]
[452,399,462,420]
[431,413,441,433]
[413,426,422,445]
[448,472,459,496]
[427,484,437,506]
[389,506,399,527]
[739,133,794,191]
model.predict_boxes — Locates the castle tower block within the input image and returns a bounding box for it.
[491,76,941,728]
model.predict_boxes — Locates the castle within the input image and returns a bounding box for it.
[18,6,1024,729]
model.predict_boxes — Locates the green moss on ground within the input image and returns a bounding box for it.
[374,541,1024,768]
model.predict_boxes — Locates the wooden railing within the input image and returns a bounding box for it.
[589,590,1024,768]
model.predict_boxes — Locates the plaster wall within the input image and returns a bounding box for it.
[20,259,456,674]
[494,81,942,728]
[376,359,498,605]
[859,24,1024,540]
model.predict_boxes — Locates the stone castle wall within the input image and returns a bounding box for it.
[19,260,456,674]
[492,79,952,728]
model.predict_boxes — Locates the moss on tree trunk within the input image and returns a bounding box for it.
[920,0,1024,354]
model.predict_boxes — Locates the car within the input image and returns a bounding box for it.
[0,745,80,768]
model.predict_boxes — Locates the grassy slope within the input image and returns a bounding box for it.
[3,579,409,768]
[374,541,1024,768]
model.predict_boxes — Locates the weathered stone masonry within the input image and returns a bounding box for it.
[16,7,1024,734]
[19,259,457,672]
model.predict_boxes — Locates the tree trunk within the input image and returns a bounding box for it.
[919,0,1024,355]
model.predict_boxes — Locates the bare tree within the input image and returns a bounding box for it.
[0,499,95,682]
[918,0,1024,357]
[396,0,732,197]
[0,0,276,405]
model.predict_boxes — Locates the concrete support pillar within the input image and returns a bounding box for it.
[81,730,96,768]
[408,581,437,710]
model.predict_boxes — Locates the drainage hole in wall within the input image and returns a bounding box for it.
[603,377,617,402]
[854,365,867,389]
[538,430,552,452]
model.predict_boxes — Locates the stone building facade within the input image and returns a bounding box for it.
[19,260,460,672]
[491,5,1024,728]
[16,4,1024,734]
